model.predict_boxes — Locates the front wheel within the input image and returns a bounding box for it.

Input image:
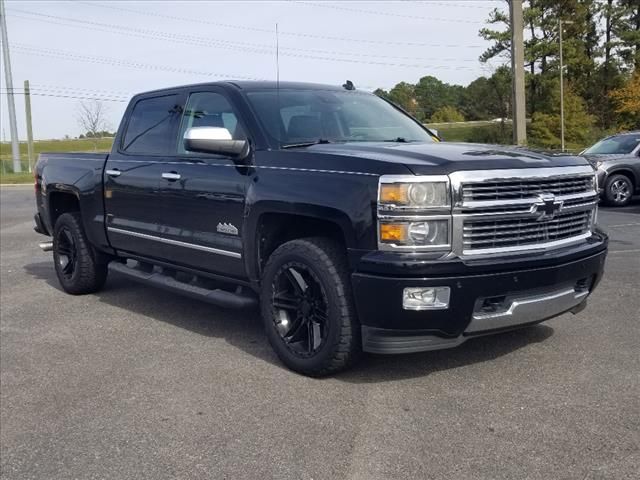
[260,237,361,376]
[53,212,108,294]
[604,174,633,207]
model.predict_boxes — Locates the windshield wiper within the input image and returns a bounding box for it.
[281,139,333,149]
[383,137,414,143]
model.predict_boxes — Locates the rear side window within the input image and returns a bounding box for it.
[122,95,179,155]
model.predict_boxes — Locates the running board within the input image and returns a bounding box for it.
[108,262,257,309]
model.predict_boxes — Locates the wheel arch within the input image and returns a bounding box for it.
[246,205,357,283]
[47,188,81,230]
[606,168,637,190]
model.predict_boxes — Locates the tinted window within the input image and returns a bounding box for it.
[584,134,640,155]
[122,95,179,154]
[177,92,246,154]
[246,89,435,147]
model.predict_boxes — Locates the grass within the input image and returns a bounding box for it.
[0,138,114,183]
[1,172,35,184]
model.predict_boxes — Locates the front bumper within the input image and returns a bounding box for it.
[351,236,607,354]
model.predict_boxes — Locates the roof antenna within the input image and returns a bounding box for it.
[343,80,355,91]
[275,23,282,148]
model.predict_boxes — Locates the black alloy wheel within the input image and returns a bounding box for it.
[271,262,329,357]
[52,212,108,294]
[56,226,78,280]
[260,237,361,376]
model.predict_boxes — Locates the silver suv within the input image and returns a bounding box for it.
[582,131,640,207]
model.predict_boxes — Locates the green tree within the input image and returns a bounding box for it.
[430,106,465,123]
[529,85,596,149]
[413,76,465,120]
[375,82,420,118]
[614,0,640,71]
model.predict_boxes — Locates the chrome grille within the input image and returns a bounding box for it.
[463,177,593,201]
[450,166,598,257]
[463,210,591,251]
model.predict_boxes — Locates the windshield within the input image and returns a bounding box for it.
[584,134,640,155]
[245,89,435,147]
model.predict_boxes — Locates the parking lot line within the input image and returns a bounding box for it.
[606,223,640,228]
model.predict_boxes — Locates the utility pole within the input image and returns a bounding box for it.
[0,0,22,172]
[558,20,574,152]
[24,80,34,173]
[510,0,527,145]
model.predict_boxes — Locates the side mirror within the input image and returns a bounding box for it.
[184,127,250,160]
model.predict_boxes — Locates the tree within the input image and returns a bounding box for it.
[528,85,596,149]
[414,76,465,120]
[610,73,640,128]
[614,0,640,71]
[429,106,465,123]
[76,100,110,150]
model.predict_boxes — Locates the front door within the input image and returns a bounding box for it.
[155,89,251,278]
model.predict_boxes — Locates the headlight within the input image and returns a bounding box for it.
[379,219,450,249]
[379,176,450,210]
[377,175,452,251]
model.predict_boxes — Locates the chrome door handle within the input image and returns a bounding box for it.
[162,172,181,181]
[106,169,121,177]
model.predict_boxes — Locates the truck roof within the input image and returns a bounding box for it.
[135,81,349,97]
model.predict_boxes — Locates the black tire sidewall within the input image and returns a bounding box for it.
[53,212,106,294]
[605,174,633,206]
[260,241,351,375]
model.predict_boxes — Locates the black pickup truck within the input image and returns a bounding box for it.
[34,81,608,375]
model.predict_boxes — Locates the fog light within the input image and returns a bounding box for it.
[403,287,450,310]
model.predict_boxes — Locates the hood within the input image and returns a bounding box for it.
[304,142,590,175]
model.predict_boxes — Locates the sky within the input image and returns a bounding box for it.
[1,0,506,140]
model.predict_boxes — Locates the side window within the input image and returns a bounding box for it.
[122,95,179,155]
[177,92,246,154]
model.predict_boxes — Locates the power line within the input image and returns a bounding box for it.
[291,1,486,23]
[8,10,478,70]
[396,1,504,8]
[0,90,129,102]
[29,83,132,96]
[3,85,131,99]
[9,8,481,62]
[9,43,264,80]
[77,1,487,49]
[7,44,394,91]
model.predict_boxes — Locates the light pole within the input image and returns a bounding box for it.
[559,19,574,152]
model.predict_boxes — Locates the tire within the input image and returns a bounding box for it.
[260,237,361,376]
[52,212,108,295]
[604,174,633,207]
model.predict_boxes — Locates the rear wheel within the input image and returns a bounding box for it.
[260,237,361,376]
[53,212,108,294]
[604,174,633,207]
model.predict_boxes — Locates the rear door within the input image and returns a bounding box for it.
[104,92,184,259]
[155,88,251,278]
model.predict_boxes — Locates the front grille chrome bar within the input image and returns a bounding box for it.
[449,165,597,258]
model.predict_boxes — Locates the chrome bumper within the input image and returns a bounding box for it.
[361,283,591,354]
[466,285,589,333]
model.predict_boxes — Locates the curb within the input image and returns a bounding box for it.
[0,183,32,187]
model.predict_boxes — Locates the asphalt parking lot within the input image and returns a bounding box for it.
[1,185,638,480]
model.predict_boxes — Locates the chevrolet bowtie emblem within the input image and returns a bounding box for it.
[531,193,563,221]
